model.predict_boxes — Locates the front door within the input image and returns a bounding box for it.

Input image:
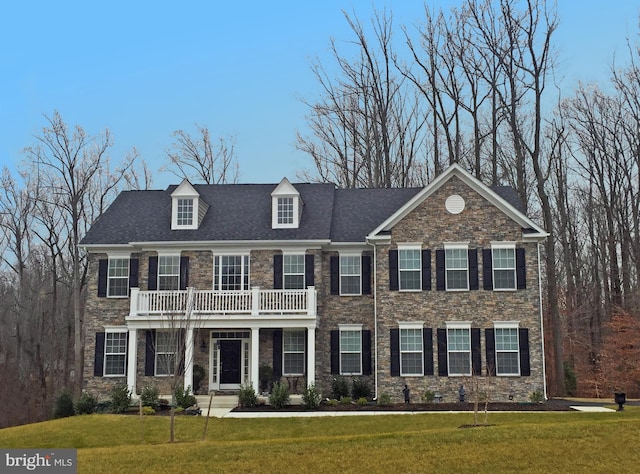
[219,340,242,386]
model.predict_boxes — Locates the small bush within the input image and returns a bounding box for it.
[302,383,322,410]
[141,406,156,415]
[377,393,391,406]
[422,390,436,403]
[327,398,339,406]
[339,396,352,405]
[356,397,368,406]
[192,364,206,394]
[238,383,258,408]
[174,385,197,409]
[564,361,577,396]
[74,391,98,415]
[269,382,290,409]
[530,391,544,403]
[351,378,371,400]
[53,390,75,418]
[140,384,160,408]
[110,384,132,413]
[332,376,350,400]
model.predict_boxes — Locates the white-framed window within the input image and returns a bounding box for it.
[398,245,421,291]
[283,254,305,289]
[277,197,294,225]
[107,258,129,297]
[492,244,516,290]
[155,330,177,376]
[340,325,362,375]
[104,330,127,376]
[158,255,180,290]
[400,323,423,376]
[171,180,202,230]
[214,255,249,290]
[271,179,301,229]
[494,323,520,375]
[340,255,361,295]
[447,322,471,376]
[177,198,194,227]
[283,330,305,375]
[445,244,469,291]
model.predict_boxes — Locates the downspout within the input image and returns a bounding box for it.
[367,238,379,400]
[537,241,548,400]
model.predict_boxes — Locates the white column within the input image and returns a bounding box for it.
[307,327,315,387]
[127,328,138,396]
[251,327,260,393]
[184,328,194,393]
[129,288,139,316]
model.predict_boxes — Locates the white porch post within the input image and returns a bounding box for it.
[307,327,315,387]
[251,327,260,393]
[184,328,194,393]
[127,328,138,396]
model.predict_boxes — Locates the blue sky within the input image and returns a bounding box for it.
[1,1,639,188]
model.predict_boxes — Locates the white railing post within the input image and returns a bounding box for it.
[251,287,260,316]
[306,286,316,316]
[127,328,138,396]
[129,288,140,316]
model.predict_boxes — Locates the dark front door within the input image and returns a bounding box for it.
[219,340,242,385]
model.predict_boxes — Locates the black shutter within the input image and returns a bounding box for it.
[330,330,340,374]
[179,256,189,290]
[390,329,400,376]
[273,254,283,289]
[362,330,372,375]
[437,328,448,376]
[330,256,340,295]
[177,329,185,375]
[305,254,315,288]
[516,248,527,289]
[422,249,432,291]
[94,332,105,376]
[362,255,372,295]
[97,260,108,297]
[389,250,399,291]
[129,259,139,288]
[273,329,283,380]
[124,332,129,374]
[436,250,445,291]
[471,328,482,375]
[145,330,156,376]
[485,328,496,376]
[469,249,479,290]
[148,256,158,291]
[519,328,531,376]
[423,328,434,375]
[482,249,493,290]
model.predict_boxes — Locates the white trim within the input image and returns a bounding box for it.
[397,246,422,292]
[398,324,424,377]
[493,321,520,328]
[339,323,363,330]
[492,323,521,377]
[271,178,302,229]
[490,244,517,291]
[339,253,362,296]
[444,244,469,291]
[445,322,472,377]
[156,250,182,257]
[490,241,517,249]
[103,327,128,378]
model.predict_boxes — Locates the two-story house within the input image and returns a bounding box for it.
[81,164,548,402]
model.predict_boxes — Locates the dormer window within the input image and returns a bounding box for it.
[277,197,294,225]
[177,198,194,226]
[171,179,208,230]
[271,178,302,229]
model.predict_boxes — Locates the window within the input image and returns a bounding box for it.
[277,197,294,225]
[177,198,193,226]
[400,327,423,376]
[399,248,421,291]
[104,331,127,376]
[214,255,249,290]
[340,255,361,295]
[283,254,305,289]
[495,326,520,375]
[445,246,469,290]
[158,256,180,290]
[340,328,362,375]
[155,331,176,376]
[108,258,129,297]
[283,330,305,375]
[447,326,471,375]
[493,247,516,290]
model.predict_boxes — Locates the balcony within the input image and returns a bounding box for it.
[128,287,317,319]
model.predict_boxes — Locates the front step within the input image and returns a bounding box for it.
[196,394,239,409]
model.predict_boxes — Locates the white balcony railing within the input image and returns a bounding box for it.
[129,287,316,318]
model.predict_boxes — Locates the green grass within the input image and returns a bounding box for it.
[1,409,639,473]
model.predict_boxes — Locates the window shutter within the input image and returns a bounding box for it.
[129,259,139,288]
[516,248,526,289]
[273,329,283,379]
[485,328,496,376]
[437,328,448,376]
[273,254,283,289]
[469,249,479,290]
[145,330,155,376]
[179,256,189,290]
[97,260,108,297]
[389,250,399,291]
[148,256,158,291]
[124,332,129,374]
[390,329,400,376]
[362,255,372,295]
[422,249,432,291]
[423,328,434,375]
[305,254,315,288]
[362,330,372,375]
[482,249,493,290]
[177,329,185,375]
[330,257,339,295]
[436,250,445,291]
[471,328,481,375]
[330,330,340,374]
[519,328,531,376]
[94,332,105,376]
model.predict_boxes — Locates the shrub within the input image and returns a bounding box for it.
[377,393,391,406]
[238,383,258,408]
[74,391,98,415]
[530,391,544,403]
[339,396,352,405]
[110,384,132,413]
[351,378,371,400]
[564,361,577,396]
[192,365,206,394]
[53,390,75,418]
[422,390,435,403]
[332,376,350,400]
[356,397,368,406]
[140,384,160,408]
[141,406,156,415]
[327,398,339,406]
[174,385,197,409]
[269,382,290,409]
[302,383,322,410]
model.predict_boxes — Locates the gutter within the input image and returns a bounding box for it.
[537,242,548,400]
